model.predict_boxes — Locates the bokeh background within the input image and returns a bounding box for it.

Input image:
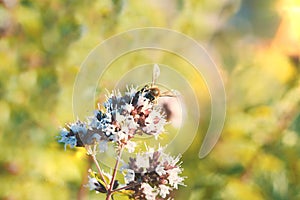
[0,0,300,199]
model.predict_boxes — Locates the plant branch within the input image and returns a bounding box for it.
[106,145,124,200]
[91,154,108,188]
[112,182,139,192]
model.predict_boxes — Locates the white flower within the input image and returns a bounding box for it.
[88,116,100,129]
[117,131,128,143]
[125,140,136,153]
[167,168,185,189]
[124,169,135,184]
[123,103,134,113]
[141,183,158,200]
[159,184,171,198]
[143,109,167,138]
[145,146,156,154]
[104,112,112,123]
[161,153,182,167]
[125,86,138,97]
[103,124,115,137]
[85,174,107,194]
[155,165,166,176]
[86,176,100,192]
[123,149,185,200]
[69,121,87,134]
[120,125,129,135]
[136,154,150,169]
[86,169,111,193]
[58,127,77,149]
[125,116,138,130]
[116,112,126,123]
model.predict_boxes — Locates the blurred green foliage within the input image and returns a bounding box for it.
[0,0,300,199]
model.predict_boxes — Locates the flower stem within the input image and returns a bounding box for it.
[106,145,124,200]
[91,154,108,188]
[106,192,113,200]
[112,182,139,192]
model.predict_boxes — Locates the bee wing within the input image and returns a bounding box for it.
[160,89,180,97]
[152,64,160,86]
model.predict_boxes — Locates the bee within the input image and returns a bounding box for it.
[130,64,181,126]
[132,64,176,106]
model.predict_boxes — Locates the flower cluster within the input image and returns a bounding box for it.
[58,86,167,153]
[57,65,185,200]
[123,148,185,200]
